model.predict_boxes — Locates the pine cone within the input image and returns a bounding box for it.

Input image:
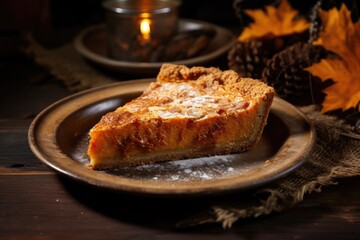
[228,40,268,79]
[228,30,310,79]
[262,42,327,105]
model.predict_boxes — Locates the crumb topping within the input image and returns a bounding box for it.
[122,82,251,120]
[96,63,274,129]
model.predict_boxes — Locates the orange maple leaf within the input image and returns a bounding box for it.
[306,4,360,113]
[238,0,309,41]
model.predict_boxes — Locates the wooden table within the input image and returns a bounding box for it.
[1,54,360,240]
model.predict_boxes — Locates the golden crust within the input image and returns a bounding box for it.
[87,64,275,169]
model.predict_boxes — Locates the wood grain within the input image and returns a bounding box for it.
[1,173,360,239]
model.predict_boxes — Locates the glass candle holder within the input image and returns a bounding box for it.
[103,0,180,62]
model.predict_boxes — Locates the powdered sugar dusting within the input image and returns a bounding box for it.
[139,82,248,120]
[107,154,258,182]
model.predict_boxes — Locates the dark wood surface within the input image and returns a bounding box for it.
[1,53,360,240]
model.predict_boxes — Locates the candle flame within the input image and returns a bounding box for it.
[140,19,151,40]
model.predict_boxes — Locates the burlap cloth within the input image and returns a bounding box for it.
[24,36,360,228]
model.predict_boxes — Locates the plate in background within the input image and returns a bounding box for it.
[74,19,236,76]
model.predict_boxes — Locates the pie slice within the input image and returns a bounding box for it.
[87,64,275,169]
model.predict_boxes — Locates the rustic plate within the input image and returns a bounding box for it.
[74,19,236,76]
[28,79,315,195]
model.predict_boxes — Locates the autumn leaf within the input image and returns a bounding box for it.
[238,0,309,41]
[306,4,360,113]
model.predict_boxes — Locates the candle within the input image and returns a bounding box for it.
[103,0,180,62]
[140,18,151,42]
